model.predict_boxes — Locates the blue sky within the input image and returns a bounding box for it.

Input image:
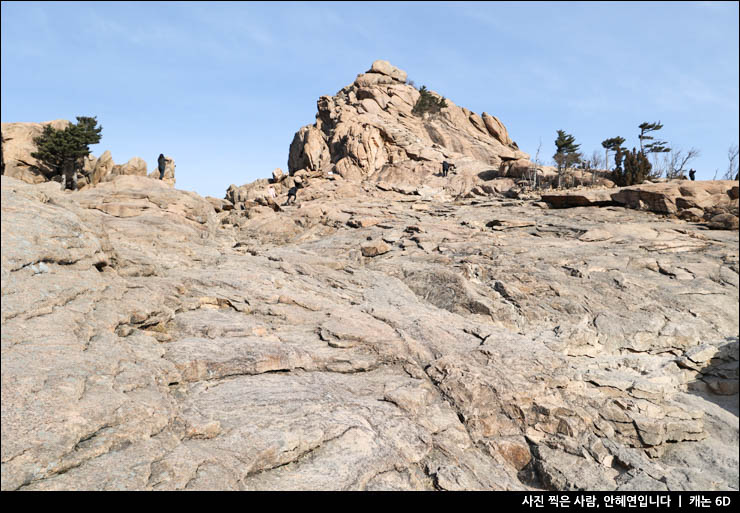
[2,1,738,198]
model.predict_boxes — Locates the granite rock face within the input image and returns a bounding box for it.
[284,60,532,198]
[2,172,737,491]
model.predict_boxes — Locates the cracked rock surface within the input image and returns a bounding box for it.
[1,173,737,490]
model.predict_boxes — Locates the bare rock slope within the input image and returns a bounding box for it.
[1,61,737,491]
[2,172,737,491]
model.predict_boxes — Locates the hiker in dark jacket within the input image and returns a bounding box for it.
[284,178,304,205]
[158,154,166,180]
[442,160,455,177]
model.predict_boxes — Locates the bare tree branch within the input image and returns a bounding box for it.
[723,144,739,180]
[661,147,701,179]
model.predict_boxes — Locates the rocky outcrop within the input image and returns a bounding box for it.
[610,181,737,216]
[285,60,531,198]
[543,180,739,229]
[0,120,172,188]
[541,189,617,208]
[2,172,737,491]
[1,120,71,183]
[227,61,632,208]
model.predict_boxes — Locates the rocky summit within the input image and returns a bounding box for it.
[1,61,738,491]
[287,60,530,188]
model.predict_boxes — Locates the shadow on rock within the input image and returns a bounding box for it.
[477,169,500,181]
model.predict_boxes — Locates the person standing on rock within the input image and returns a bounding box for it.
[158,153,166,180]
[442,161,455,177]
[689,169,696,181]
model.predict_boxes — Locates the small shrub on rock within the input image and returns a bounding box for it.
[412,86,447,116]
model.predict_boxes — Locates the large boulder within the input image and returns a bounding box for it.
[542,189,616,208]
[481,112,512,146]
[90,150,115,186]
[611,180,737,217]
[1,120,71,184]
[369,59,408,82]
[288,126,330,173]
[121,157,148,177]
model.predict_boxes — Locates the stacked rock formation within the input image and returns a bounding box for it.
[286,60,534,196]
[0,120,175,188]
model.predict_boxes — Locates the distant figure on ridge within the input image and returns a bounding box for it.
[158,153,166,180]
[442,160,455,177]
[689,169,696,181]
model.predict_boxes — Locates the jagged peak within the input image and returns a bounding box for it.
[285,60,531,190]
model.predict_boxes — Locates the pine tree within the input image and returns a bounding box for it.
[638,121,666,154]
[31,116,102,178]
[553,130,581,188]
[613,147,652,186]
[601,136,625,170]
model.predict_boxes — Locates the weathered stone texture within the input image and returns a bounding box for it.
[2,172,737,490]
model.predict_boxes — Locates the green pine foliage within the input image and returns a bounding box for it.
[601,136,625,171]
[638,121,667,154]
[612,147,653,186]
[31,116,102,178]
[553,130,581,168]
[553,130,582,188]
[601,136,625,152]
[412,86,448,116]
